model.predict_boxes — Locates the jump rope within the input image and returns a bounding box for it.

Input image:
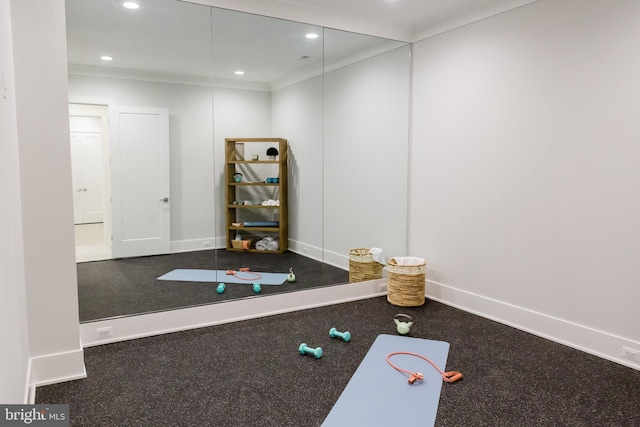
[386,351,463,385]
[225,267,262,281]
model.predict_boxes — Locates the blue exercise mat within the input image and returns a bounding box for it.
[323,334,450,427]
[157,269,288,285]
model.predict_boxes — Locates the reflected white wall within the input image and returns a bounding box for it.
[272,76,324,259]
[324,45,411,267]
[68,76,272,250]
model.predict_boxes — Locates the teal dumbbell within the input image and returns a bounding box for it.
[216,283,225,294]
[299,343,323,359]
[329,328,351,342]
[253,282,261,293]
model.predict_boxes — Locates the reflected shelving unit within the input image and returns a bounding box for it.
[225,138,288,253]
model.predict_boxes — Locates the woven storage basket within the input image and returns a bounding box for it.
[349,248,383,283]
[387,257,426,306]
[231,239,252,250]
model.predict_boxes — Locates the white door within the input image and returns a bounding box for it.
[70,131,104,224]
[111,106,170,258]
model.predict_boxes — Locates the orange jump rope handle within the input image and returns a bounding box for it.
[443,371,463,383]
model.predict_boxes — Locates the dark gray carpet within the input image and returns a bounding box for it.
[37,297,640,426]
[78,249,348,322]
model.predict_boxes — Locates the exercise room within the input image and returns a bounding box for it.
[2,0,639,425]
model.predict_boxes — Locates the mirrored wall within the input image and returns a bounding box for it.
[66,0,410,323]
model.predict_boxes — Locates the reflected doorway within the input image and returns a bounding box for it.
[69,103,112,263]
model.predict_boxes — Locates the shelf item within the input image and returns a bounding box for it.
[225,138,288,253]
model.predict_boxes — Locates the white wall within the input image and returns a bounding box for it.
[411,0,640,368]
[0,0,30,403]
[324,45,411,267]
[10,0,85,390]
[272,76,324,259]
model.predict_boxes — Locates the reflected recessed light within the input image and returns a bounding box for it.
[235,71,245,75]
[100,56,113,61]
[123,2,140,9]
[306,33,319,39]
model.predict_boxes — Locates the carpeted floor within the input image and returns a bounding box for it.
[78,249,349,322]
[37,297,640,426]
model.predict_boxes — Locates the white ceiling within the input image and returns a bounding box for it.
[195,0,537,42]
[65,0,536,89]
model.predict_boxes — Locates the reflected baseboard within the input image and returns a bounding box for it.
[76,244,111,263]
[80,278,387,347]
[171,237,217,253]
[322,248,348,270]
[287,239,323,262]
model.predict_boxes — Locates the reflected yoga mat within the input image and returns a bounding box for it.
[322,335,450,427]
[157,269,288,285]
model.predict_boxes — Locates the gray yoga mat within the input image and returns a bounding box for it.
[157,269,288,285]
[323,334,450,427]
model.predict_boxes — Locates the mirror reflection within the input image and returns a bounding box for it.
[66,0,410,323]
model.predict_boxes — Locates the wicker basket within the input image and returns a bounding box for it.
[231,239,252,250]
[387,257,426,306]
[349,248,383,283]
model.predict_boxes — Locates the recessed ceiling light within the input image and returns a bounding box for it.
[100,56,113,61]
[235,71,245,75]
[123,2,140,9]
[305,33,319,39]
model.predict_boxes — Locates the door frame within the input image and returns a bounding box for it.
[69,97,114,258]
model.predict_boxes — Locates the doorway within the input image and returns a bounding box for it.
[69,103,112,262]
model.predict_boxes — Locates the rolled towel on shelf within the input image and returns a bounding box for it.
[255,236,274,251]
[266,239,279,251]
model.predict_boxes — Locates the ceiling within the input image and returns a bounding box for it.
[65,0,535,89]
[196,0,537,42]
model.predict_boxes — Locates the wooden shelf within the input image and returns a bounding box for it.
[226,248,280,254]
[228,160,279,165]
[225,138,288,254]
[228,205,281,209]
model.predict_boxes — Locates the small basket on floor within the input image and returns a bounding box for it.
[349,248,383,283]
[387,257,426,306]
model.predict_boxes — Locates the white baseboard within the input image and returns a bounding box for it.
[170,237,217,253]
[322,248,348,270]
[25,358,33,404]
[287,239,324,262]
[426,280,640,371]
[29,347,87,390]
[80,279,386,347]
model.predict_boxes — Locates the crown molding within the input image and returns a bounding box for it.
[67,64,270,92]
[412,0,538,42]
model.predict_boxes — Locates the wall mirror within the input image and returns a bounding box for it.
[65,0,410,324]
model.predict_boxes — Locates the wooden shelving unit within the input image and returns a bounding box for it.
[225,138,288,253]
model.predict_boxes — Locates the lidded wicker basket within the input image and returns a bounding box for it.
[349,248,383,283]
[387,257,426,306]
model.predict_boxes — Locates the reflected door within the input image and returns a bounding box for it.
[70,131,104,224]
[111,106,170,258]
